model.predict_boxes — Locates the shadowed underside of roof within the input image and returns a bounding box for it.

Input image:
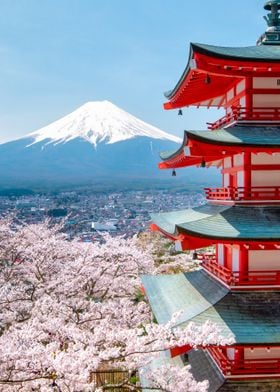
[189,349,280,392]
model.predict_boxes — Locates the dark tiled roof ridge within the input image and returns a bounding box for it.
[191,42,280,61]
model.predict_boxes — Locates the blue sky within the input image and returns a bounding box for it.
[0,0,266,142]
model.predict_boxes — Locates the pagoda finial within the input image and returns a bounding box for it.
[257,0,280,44]
[264,0,280,29]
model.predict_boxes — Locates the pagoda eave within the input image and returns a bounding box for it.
[163,71,236,110]
[158,155,221,170]
[151,205,280,249]
[151,222,280,250]
[164,43,280,109]
[188,139,280,158]
[158,127,280,169]
[150,223,213,249]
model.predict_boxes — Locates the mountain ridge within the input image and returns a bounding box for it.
[24,100,181,147]
[0,101,219,188]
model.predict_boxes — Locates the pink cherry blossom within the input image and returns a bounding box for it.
[0,219,231,391]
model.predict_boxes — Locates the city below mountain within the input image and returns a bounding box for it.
[0,101,219,189]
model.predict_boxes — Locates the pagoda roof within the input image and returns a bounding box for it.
[164,43,280,109]
[159,126,280,169]
[187,126,280,147]
[190,43,280,63]
[188,349,225,391]
[142,269,228,324]
[189,349,280,391]
[142,270,280,344]
[151,204,280,244]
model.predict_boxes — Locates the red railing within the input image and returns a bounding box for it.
[207,107,280,130]
[204,186,280,202]
[202,259,234,285]
[208,347,280,375]
[202,259,280,286]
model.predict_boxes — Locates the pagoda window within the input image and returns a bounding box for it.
[253,77,280,89]
[252,170,280,186]
[236,79,245,95]
[217,244,224,266]
[224,80,247,109]
[232,247,240,272]
[223,157,232,169]
[239,96,246,107]
[237,171,244,187]
[227,88,234,103]
[233,154,244,167]
[223,173,230,187]
[253,94,280,107]
[227,347,235,361]
[252,152,280,165]
[251,153,280,187]
[244,347,280,360]
[248,250,280,271]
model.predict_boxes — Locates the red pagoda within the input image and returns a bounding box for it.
[142,1,280,390]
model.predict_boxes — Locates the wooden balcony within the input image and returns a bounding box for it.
[204,186,280,203]
[208,346,280,376]
[202,259,280,287]
[207,107,280,130]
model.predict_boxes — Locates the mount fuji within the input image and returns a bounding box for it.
[27,100,181,147]
[0,101,184,187]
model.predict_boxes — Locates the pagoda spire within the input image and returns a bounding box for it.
[258,0,280,44]
[264,0,280,28]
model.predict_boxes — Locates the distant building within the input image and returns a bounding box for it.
[91,222,117,231]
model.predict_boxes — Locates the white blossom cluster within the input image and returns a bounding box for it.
[0,219,232,391]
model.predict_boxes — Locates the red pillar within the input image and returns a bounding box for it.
[234,346,244,371]
[244,76,252,201]
[243,152,251,200]
[224,245,232,270]
[245,76,253,110]
[239,246,249,283]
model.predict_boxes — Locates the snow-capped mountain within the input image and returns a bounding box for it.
[0,101,185,187]
[27,100,181,147]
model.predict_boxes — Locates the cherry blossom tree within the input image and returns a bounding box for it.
[0,219,232,391]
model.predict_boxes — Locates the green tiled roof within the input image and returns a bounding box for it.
[159,127,280,162]
[151,204,280,241]
[192,43,280,61]
[142,270,280,344]
[188,126,280,147]
[142,270,228,324]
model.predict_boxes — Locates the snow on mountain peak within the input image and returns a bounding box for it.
[27,100,181,146]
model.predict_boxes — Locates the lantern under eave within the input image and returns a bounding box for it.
[142,1,280,390]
